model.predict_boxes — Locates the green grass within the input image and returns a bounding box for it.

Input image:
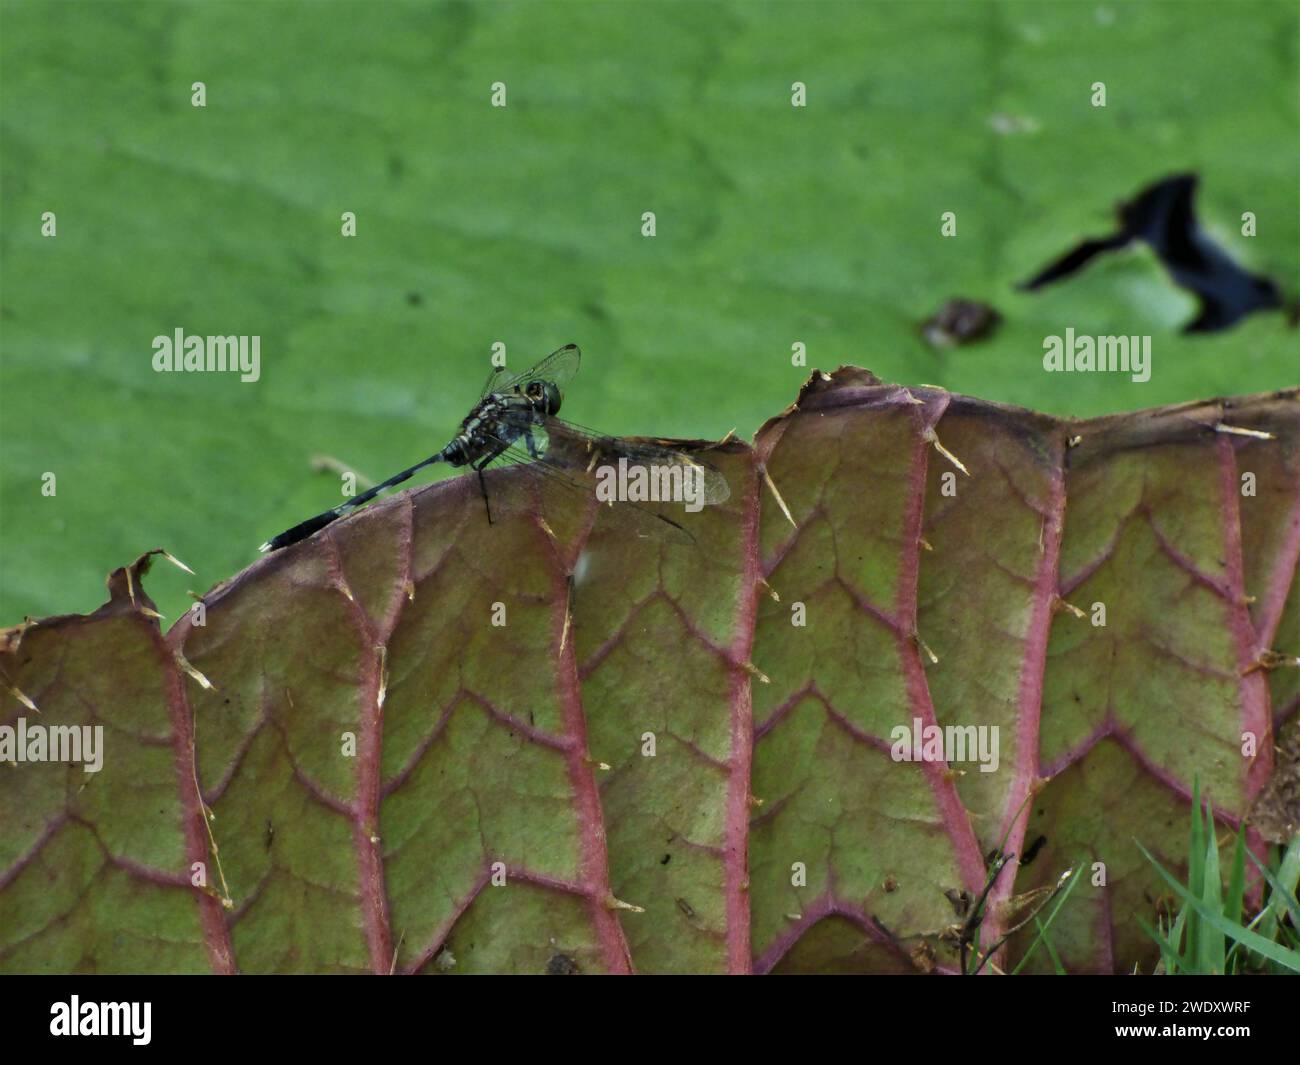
[1137,781,1300,975]
[1009,865,1084,975]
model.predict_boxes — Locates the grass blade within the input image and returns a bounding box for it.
[1186,780,1205,964]
[1137,840,1300,973]
[1198,799,1224,973]
[1011,866,1083,975]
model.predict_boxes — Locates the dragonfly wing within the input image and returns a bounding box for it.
[487,343,582,396]
[615,440,732,506]
[479,365,513,397]
[539,421,732,506]
[476,426,696,546]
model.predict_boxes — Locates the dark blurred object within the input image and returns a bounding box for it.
[920,298,1002,348]
[1020,173,1284,333]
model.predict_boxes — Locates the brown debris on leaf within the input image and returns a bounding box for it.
[1251,714,1300,844]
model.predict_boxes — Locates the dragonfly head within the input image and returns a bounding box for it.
[525,379,563,417]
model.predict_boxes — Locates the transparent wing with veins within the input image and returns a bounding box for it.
[476,417,731,543]
[480,343,582,398]
[495,419,728,502]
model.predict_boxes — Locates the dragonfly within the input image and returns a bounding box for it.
[259,344,730,552]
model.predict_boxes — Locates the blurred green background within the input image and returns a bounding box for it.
[1,0,1296,625]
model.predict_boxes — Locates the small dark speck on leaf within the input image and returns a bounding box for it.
[406,291,423,307]
[920,298,1001,349]
[1020,835,1047,866]
[660,853,671,865]
[945,888,971,917]
[545,953,579,975]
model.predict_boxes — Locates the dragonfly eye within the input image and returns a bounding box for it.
[539,381,562,415]
[525,380,561,415]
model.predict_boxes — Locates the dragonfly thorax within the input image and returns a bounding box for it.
[441,387,554,469]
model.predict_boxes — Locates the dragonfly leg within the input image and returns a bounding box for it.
[477,466,492,525]
[472,445,509,524]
